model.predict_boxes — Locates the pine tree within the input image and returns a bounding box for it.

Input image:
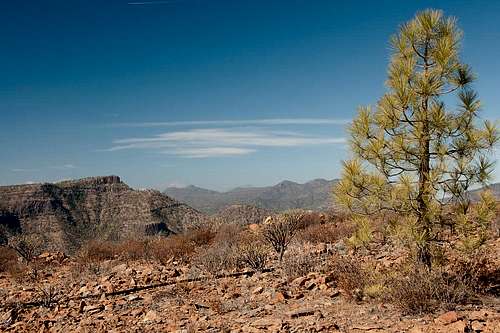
[334,9,498,267]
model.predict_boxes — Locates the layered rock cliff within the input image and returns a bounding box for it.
[0,176,207,252]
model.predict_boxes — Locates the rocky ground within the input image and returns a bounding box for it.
[1,243,499,333]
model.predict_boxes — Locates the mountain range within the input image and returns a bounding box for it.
[164,179,339,214]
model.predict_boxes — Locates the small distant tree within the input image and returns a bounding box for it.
[334,9,498,267]
[263,212,301,262]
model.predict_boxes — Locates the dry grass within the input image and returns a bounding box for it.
[0,246,18,273]
[385,264,470,314]
[282,248,323,279]
[77,240,118,264]
[329,255,369,301]
[149,236,194,264]
[116,239,149,261]
[234,235,268,271]
[194,243,237,275]
[298,222,355,244]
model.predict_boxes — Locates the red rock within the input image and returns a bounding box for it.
[272,292,286,303]
[287,308,316,318]
[435,311,459,325]
[304,280,316,290]
[142,310,159,323]
[291,276,308,287]
[83,304,104,315]
[442,320,466,332]
[252,286,263,294]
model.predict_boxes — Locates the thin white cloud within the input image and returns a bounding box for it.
[166,147,256,158]
[112,118,350,128]
[11,168,39,172]
[105,128,346,157]
[50,164,77,170]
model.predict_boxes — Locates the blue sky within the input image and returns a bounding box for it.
[1,0,499,190]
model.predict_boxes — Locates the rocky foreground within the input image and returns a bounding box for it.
[1,241,498,333]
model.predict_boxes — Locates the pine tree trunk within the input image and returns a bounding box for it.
[417,123,432,269]
[417,40,432,269]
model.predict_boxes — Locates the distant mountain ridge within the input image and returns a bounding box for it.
[467,183,500,201]
[164,178,339,214]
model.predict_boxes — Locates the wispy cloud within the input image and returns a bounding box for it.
[11,164,76,173]
[105,128,346,157]
[112,118,350,128]
[11,168,39,172]
[166,147,256,158]
[50,164,77,170]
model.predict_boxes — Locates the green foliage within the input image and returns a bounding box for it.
[334,9,498,264]
[455,190,497,253]
[347,216,373,250]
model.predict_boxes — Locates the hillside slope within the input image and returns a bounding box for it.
[0,176,206,252]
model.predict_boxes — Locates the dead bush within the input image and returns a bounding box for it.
[329,256,368,300]
[116,239,149,261]
[386,263,475,314]
[188,228,216,247]
[263,212,301,261]
[214,224,244,247]
[298,222,355,244]
[77,240,117,264]
[235,237,268,271]
[150,235,194,265]
[194,243,238,275]
[7,234,44,263]
[0,246,18,273]
[282,249,323,279]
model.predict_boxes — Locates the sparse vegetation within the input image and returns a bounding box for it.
[235,237,268,271]
[262,212,302,262]
[329,256,370,301]
[0,8,499,333]
[282,249,323,279]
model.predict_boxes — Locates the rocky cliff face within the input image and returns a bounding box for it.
[0,176,207,252]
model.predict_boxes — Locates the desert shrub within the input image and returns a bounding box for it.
[116,239,149,261]
[263,212,301,261]
[77,240,118,264]
[298,222,356,244]
[0,246,18,273]
[7,234,44,263]
[386,263,476,314]
[234,236,268,271]
[296,211,325,228]
[149,235,194,264]
[0,246,30,281]
[147,228,216,265]
[329,256,369,300]
[213,224,244,247]
[194,243,237,275]
[37,284,59,308]
[187,227,216,247]
[298,223,336,244]
[449,249,498,295]
[282,249,323,279]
